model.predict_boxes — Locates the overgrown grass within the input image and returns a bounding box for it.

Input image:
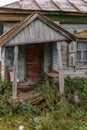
[0,75,87,130]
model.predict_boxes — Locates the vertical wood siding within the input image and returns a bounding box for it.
[7,19,65,45]
[53,41,75,72]
[18,46,25,82]
[53,42,58,72]
[44,43,51,73]
[44,43,53,73]
[3,22,17,33]
[5,46,25,82]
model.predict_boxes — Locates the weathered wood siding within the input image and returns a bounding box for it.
[51,23,87,77]
[3,22,17,33]
[53,42,58,72]
[61,23,87,72]
[5,46,25,82]
[44,43,53,73]
[18,46,25,82]
[52,41,87,77]
[6,18,65,45]
[61,24,87,35]
[53,41,70,72]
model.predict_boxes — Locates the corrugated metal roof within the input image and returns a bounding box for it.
[2,0,87,13]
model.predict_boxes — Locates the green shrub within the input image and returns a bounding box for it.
[0,81,12,97]
[0,98,11,115]
[39,76,61,110]
[18,102,37,117]
[64,76,85,95]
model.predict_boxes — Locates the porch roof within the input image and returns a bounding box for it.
[0,12,76,47]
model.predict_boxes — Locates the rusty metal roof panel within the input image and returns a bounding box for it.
[35,0,59,11]
[2,0,87,13]
[3,1,21,9]
[83,0,87,3]
[53,0,78,12]
[68,0,87,13]
[19,0,40,10]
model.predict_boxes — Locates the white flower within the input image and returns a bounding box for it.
[18,125,24,130]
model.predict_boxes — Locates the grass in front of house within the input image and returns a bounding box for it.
[0,75,87,130]
[0,115,32,130]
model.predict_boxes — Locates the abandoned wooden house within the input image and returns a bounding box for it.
[0,0,87,100]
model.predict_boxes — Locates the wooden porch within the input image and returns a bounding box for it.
[0,12,75,103]
[7,80,43,104]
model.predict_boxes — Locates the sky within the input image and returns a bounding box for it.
[0,0,17,7]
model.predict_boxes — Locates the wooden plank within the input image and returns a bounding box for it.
[0,14,25,21]
[25,44,43,79]
[57,42,64,94]
[1,47,5,81]
[12,46,18,99]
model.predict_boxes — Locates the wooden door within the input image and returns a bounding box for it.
[25,44,43,80]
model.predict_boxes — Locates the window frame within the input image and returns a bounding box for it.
[76,40,87,67]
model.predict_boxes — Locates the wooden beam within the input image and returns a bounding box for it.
[57,42,64,94]
[5,38,67,46]
[1,47,5,81]
[0,14,26,22]
[12,46,18,101]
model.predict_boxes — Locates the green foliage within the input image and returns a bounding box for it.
[39,76,61,109]
[64,76,85,95]
[0,75,87,130]
[64,76,87,106]
[81,79,87,105]
[29,100,87,130]
[18,102,37,117]
[0,81,12,97]
[0,98,11,116]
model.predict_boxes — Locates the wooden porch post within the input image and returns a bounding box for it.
[57,42,64,94]
[12,46,18,102]
[1,47,5,81]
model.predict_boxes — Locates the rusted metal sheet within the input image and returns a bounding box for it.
[3,1,21,9]
[35,0,59,11]
[53,0,78,12]
[68,0,87,13]
[19,0,40,10]
[3,0,87,13]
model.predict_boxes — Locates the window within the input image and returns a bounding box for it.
[76,41,87,66]
[69,41,87,67]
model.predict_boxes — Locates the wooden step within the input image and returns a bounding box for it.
[17,80,36,92]
[7,90,43,105]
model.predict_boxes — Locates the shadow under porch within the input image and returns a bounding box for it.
[5,42,57,103]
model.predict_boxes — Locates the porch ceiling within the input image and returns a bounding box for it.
[0,12,76,47]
